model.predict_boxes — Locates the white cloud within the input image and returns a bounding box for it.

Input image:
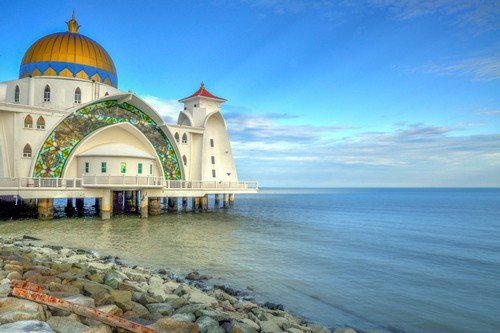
[415,56,500,81]
[141,95,183,122]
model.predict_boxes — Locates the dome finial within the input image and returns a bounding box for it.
[200,82,205,89]
[66,10,80,33]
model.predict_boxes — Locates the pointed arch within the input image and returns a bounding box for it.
[24,115,33,128]
[43,85,51,102]
[174,132,180,143]
[14,85,20,103]
[74,87,82,104]
[182,155,187,166]
[37,116,45,130]
[23,144,32,158]
[182,133,188,144]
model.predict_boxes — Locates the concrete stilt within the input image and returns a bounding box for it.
[182,197,188,209]
[38,199,54,220]
[109,191,114,217]
[95,198,100,216]
[24,199,38,218]
[75,198,84,216]
[168,197,178,212]
[140,192,149,218]
[100,190,111,220]
[148,197,161,216]
[223,194,229,208]
[193,197,200,211]
[214,194,220,207]
[125,191,135,213]
[201,195,209,211]
[65,198,75,217]
[229,194,235,206]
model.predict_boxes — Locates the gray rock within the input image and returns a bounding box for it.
[195,309,230,322]
[47,316,90,333]
[196,316,219,333]
[172,313,196,323]
[188,289,217,306]
[260,319,284,333]
[148,317,199,333]
[0,279,11,298]
[0,297,46,324]
[0,320,54,333]
[146,303,174,319]
[307,323,332,333]
[333,328,357,333]
[96,304,123,316]
[104,269,128,289]
[175,303,206,315]
[6,271,22,280]
[62,295,95,307]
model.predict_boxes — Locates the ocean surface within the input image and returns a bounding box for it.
[1,188,499,333]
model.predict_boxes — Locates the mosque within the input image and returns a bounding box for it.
[0,14,257,219]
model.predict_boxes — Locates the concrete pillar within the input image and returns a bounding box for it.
[38,199,54,220]
[24,199,38,218]
[141,192,148,218]
[148,197,161,216]
[109,191,114,217]
[229,194,235,206]
[193,197,200,211]
[214,194,220,206]
[95,198,100,216]
[75,198,84,216]
[223,194,229,208]
[125,191,136,213]
[168,197,178,212]
[182,197,188,209]
[100,190,111,220]
[65,198,75,217]
[113,191,124,214]
[201,195,209,211]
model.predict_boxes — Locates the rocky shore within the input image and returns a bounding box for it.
[0,236,356,333]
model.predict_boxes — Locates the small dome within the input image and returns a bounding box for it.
[19,13,117,87]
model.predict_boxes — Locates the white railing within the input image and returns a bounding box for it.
[0,177,258,191]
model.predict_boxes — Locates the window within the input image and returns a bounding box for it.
[23,144,32,158]
[105,92,109,96]
[174,132,179,143]
[43,85,51,102]
[210,139,214,147]
[182,155,187,166]
[14,85,20,103]
[85,162,89,173]
[212,169,216,178]
[138,163,143,174]
[101,162,107,173]
[120,162,126,173]
[36,116,45,130]
[211,156,215,164]
[150,164,153,175]
[24,115,33,129]
[182,133,188,144]
[74,87,81,104]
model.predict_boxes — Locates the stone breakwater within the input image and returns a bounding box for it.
[0,237,357,333]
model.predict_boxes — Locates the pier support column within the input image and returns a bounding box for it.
[168,198,178,212]
[38,199,54,220]
[214,194,220,207]
[229,194,235,206]
[201,195,209,211]
[223,194,229,208]
[141,192,149,218]
[148,197,161,216]
[95,198,100,216]
[182,197,188,210]
[24,199,38,218]
[65,198,75,217]
[193,197,200,211]
[125,191,136,213]
[100,190,111,220]
[75,198,84,216]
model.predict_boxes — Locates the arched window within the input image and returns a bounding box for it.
[105,92,109,96]
[23,144,32,158]
[182,133,188,144]
[37,116,45,130]
[24,115,33,129]
[14,85,20,103]
[43,85,51,102]
[182,155,187,166]
[74,87,81,104]
[174,132,179,143]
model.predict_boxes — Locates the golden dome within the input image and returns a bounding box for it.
[19,13,118,87]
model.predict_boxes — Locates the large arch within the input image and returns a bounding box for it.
[33,99,182,180]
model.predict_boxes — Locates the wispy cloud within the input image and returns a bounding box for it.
[411,56,500,81]
[142,95,183,123]
[472,108,500,116]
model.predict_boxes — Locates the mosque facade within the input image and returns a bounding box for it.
[0,14,257,219]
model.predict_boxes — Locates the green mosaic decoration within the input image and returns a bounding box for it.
[33,100,182,180]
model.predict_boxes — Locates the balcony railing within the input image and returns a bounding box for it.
[0,177,258,191]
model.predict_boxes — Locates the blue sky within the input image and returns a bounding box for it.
[1,0,499,186]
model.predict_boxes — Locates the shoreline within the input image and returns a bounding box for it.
[0,236,355,333]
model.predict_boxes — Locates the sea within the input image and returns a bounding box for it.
[0,188,499,333]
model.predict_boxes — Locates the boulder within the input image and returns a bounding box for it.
[194,309,230,322]
[0,297,46,324]
[149,317,200,333]
[175,303,206,315]
[188,290,217,306]
[47,316,90,333]
[148,275,168,300]
[186,271,211,281]
[6,271,22,280]
[0,278,11,298]
[0,320,54,333]
[259,319,284,333]
[146,303,174,319]
[104,269,128,289]
[172,313,196,323]
[109,289,133,311]
[333,328,357,333]
[96,304,123,316]
[196,316,220,333]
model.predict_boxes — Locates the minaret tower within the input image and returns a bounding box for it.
[178,82,226,127]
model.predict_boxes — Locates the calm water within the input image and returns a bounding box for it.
[1,188,499,333]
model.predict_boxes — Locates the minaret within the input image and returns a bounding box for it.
[178,82,226,127]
